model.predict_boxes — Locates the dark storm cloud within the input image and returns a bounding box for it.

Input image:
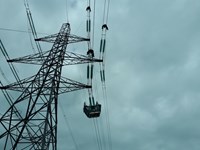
[107,0,200,150]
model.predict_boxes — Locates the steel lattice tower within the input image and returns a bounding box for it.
[0,23,102,149]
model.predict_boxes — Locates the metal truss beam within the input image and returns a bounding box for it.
[7,50,102,65]
[0,75,91,94]
[0,23,90,150]
[35,33,90,44]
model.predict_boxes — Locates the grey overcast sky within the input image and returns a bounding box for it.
[1,0,200,150]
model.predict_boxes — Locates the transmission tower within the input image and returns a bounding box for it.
[0,23,102,149]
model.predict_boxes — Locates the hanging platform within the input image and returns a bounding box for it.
[83,102,101,118]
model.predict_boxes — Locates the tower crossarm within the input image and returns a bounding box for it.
[0,75,34,92]
[0,75,91,94]
[63,51,103,65]
[58,76,91,94]
[7,50,102,65]
[7,50,49,64]
[35,33,90,44]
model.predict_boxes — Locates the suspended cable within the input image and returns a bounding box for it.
[65,0,69,23]
[96,118,103,150]
[93,119,101,150]
[99,61,111,150]
[0,40,21,85]
[102,83,113,150]
[91,0,96,49]
[85,0,100,118]
[102,0,107,24]
[86,0,91,49]
[0,27,31,34]
[93,118,103,150]
[98,0,112,149]
[0,82,13,106]
[106,0,111,24]
[99,115,107,150]
[0,66,10,84]
[59,102,79,150]
[24,0,43,57]
[27,20,37,54]
[0,27,47,35]
[99,45,113,150]
[102,0,111,24]
[85,2,104,150]
[84,1,112,150]
[92,68,107,150]
[87,0,91,6]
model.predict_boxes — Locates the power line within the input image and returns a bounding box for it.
[106,0,111,24]
[27,21,37,54]
[91,0,96,49]
[93,119,103,150]
[0,27,47,35]
[66,0,69,23]
[0,40,21,84]
[59,102,79,150]
[99,0,112,149]
[0,66,10,84]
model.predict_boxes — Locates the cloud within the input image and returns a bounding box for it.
[1,0,200,150]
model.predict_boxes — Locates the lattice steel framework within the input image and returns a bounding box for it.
[0,23,102,149]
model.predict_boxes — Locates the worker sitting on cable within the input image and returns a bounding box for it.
[86,6,91,11]
[87,49,94,57]
[102,24,108,30]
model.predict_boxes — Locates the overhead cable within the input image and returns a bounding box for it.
[0,40,21,85]
[99,0,112,149]
[59,102,79,150]
[91,0,96,49]
[0,66,10,84]
[93,118,103,150]
[24,0,43,57]
[0,27,47,35]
